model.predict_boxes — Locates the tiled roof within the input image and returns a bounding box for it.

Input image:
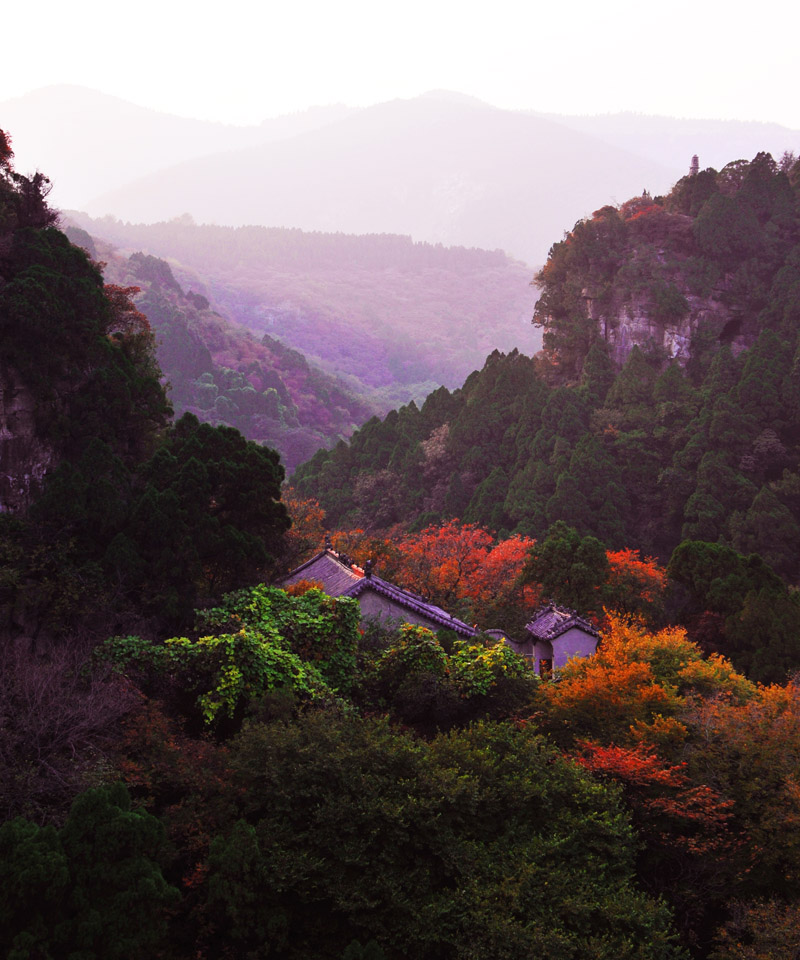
[276,550,363,596]
[525,603,599,641]
[278,548,478,637]
[343,575,478,637]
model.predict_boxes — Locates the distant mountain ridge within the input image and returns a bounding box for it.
[81,95,676,264]
[5,86,799,264]
[0,85,353,208]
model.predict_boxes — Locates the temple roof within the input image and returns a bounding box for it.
[524,603,599,642]
[277,548,478,637]
[342,575,478,637]
[276,550,364,596]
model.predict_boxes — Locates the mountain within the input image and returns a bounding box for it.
[7,87,800,266]
[64,214,542,407]
[293,151,800,582]
[63,226,375,472]
[83,94,678,264]
[0,85,353,208]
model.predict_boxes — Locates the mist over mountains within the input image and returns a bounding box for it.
[4,86,799,265]
[0,85,354,211]
[66,214,539,412]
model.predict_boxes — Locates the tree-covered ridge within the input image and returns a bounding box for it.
[64,213,540,408]
[294,154,800,576]
[534,150,800,376]
[0,140,170,491]
[63,231,376,472]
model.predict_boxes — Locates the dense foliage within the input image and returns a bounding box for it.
[13,584,800,960]
[0,134,289,635]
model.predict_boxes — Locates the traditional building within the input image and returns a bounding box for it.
[276,547,479,638]
[506,603,599,675]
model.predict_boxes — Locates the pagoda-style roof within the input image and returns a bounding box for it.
[524,603,599,642]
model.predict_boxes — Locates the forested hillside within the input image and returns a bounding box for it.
[63,227,375,471]
[0,132,289,637]
[65,213,540,407]
[295,152,800,570]
[293,152,800,685]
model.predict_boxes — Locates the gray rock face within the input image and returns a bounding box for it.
[585,287,750,370]
[0,366,57,513]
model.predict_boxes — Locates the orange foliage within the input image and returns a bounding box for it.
[389,520,538,626]
[543,657,673,741]
[284,578,325,597]
[604,548,667,620]
[281,488,327,567]
[539,614,753,745]
[330,527,402,576]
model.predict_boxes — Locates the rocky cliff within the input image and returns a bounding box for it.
[584,283,745,369]
[533,152,800,377]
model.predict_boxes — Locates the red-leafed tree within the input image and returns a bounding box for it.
[388,520,537,629]
[391,520,494,607]
[281,488,328,568]
[575,740,746,950]
[104,284,151,338]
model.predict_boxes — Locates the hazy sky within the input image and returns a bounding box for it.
[4,0,799,128]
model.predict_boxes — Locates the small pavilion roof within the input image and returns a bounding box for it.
[525,603,599,642]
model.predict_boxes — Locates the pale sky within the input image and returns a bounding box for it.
[4,0,799,128]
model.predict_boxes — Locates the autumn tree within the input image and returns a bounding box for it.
[382,520,537,629]
[281,487,327,568]
[536,613,753,747]
[575,741,742,949]
[604,548,668,622]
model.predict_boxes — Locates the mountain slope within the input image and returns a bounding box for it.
[293,152,800,582]
[63,228,375,472]
[65,214,542,406]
